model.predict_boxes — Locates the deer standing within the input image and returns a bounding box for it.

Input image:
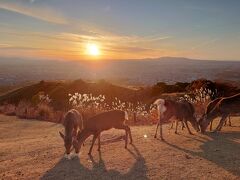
[73,110,132,156]
[153,99,199,140]
[199,93,240,133]
[59,109,83,154]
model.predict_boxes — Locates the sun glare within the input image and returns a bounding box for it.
[86,43,100,56]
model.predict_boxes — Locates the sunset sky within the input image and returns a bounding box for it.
[1,0,240,61]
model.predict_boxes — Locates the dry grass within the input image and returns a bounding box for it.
[0,101,204,126]
[37,104,54,121]
[0,104,16,116]
[0,114,239,179]
[0,102,64,123]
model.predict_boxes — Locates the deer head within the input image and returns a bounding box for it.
[198,114,209,133]
[73,129,92,154]
[59,131,73,155]
[190,114,200,132]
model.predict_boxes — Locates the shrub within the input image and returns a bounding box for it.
[37,104,54,121]
[68,93,152,124]
[16,100,31,118]
[180,87,215,116]
[2,104,16,116]
[152,82,189,96]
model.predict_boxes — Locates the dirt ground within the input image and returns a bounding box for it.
[0,114,239,180]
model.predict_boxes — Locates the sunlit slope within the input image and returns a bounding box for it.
[0,80,136,110]
[0,115,239,179]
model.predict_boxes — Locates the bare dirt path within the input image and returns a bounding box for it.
[0,114,239,180]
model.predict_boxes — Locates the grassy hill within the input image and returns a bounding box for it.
[1,78,239,112]
[0,79,139,110]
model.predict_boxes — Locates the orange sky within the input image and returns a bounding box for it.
[1,1,240,61]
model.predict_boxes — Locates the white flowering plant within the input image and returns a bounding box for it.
[68,93,151,123]
[39,93,52,104]
[179,87,217,115]
[68,93,107,110]
[180,87,216,104]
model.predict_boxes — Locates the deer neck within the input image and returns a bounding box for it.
[206,107,219,122]
[77,129,92,145]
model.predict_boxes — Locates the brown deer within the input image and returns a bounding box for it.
[153,99,200,140]
[199,93,240,133]
[59,109,83,154]
[73,110,132,156]
[205,97,232,131]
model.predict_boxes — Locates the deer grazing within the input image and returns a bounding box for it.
[199,93,240,133]
[205,97,232,131]
[59,109,83,154]
[153,99,200,140]
[73,110,132,156]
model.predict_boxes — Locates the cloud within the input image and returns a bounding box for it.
[54,32,171,46]
[191,39,218,50]
[0,1,67,24]
[0,43,12,48]
[0,12,173,60]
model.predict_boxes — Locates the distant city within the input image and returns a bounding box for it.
[1,57,240,86]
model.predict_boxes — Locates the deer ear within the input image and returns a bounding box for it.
[59,131,65,139]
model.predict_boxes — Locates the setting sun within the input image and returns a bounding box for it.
[86,43,100,56]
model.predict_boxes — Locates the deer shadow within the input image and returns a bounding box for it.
[41,144,148,180]
[79,135,125,146]
[163,131,240,176]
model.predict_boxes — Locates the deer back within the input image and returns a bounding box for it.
[84,110,126,131]
[205,98,222,114]
[218,93,240,114]
[175,101,195,120]
[63,109,83,136]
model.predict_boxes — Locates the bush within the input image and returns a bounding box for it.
[152,82,189,96]
[16,100,31,118]
[37,104,54,121]
[2,104,16,116]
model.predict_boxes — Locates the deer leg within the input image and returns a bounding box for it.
[175,120,179,134]
[210,120,213,131]
[169,121,174,130]
[154,121,160,138]
[228,116,232,126]
[185,121,193,135]
[88,134,98,155]
[115,125,131,148]
[219,115,228,131]
[159,117,164,141]
[97,133,101,151]
[125,126,129,148]
[214,114,228,132]
[159,113,171,140]
[181,121,185,130]
[127,126,133,144]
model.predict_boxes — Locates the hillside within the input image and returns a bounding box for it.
[0,80,138,110]
[1,78,240,112]
[1,57,240,86]
[0,115,239,179]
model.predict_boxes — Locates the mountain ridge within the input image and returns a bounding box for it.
[0,56,240,85]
